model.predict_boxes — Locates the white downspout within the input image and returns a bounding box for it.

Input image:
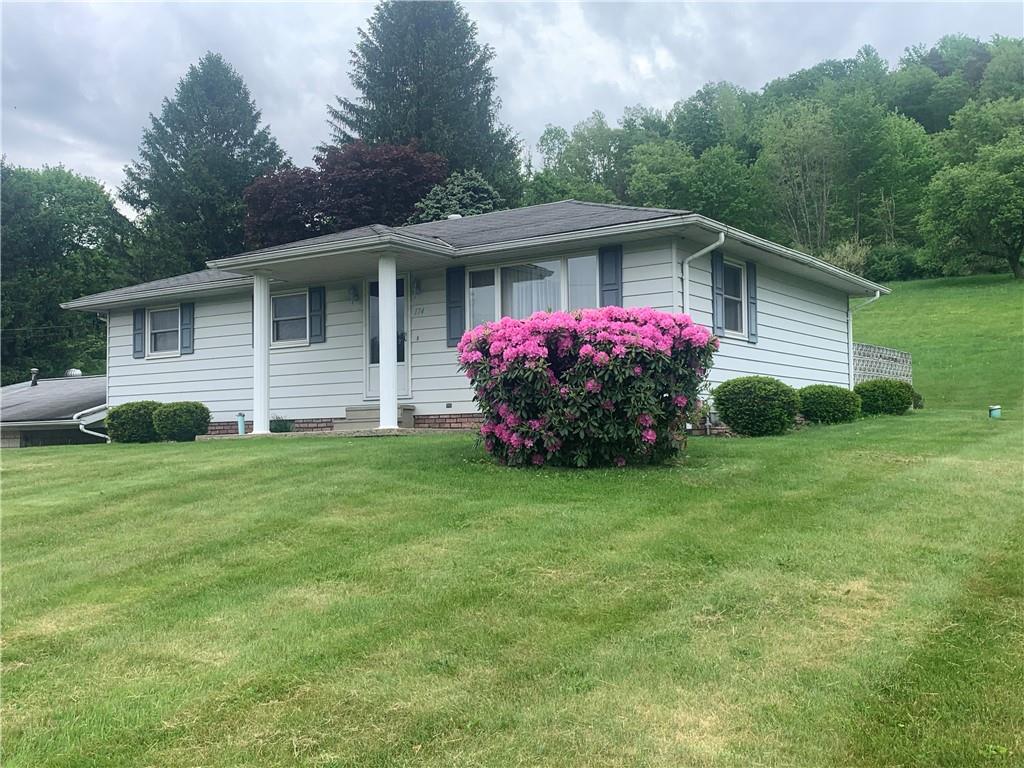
[852,289,882,313]
[73,403,110,443]
[682,231,726,315]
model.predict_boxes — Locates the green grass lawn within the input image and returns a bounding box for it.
[3,277,1022,767]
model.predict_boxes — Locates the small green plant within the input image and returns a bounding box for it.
[270,416,294,433]
[106,401,162,443]
[798,384,861,424]
[713,376,800,436]
[854,379,915,416]
[152,402,212,442]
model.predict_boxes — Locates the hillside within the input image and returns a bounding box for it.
[853,275,1024,411]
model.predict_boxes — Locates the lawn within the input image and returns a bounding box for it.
[2,277,1022,767]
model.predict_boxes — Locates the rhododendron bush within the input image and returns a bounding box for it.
[458,306,717,467]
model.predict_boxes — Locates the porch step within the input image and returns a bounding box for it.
[333,405,415,432]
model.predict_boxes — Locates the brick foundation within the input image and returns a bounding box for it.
[207,417,338,436]
[413,413,484,430]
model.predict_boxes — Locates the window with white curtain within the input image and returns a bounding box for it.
[469,269,496,327]
[567,254,599,310]
[500,259,561,318]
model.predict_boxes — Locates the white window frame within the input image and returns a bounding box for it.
[270,289,310,348]
[721,259,747,339]
[466,253,601,322]
[146,304,181,359]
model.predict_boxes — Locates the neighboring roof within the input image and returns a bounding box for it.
[62,268,251,311]
[63,200,887,309]
[1,375,106,424]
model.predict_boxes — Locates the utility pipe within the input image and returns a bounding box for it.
[681,231,726,315]
[73,403,110,443]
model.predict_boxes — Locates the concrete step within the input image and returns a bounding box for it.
[333,404,415,432]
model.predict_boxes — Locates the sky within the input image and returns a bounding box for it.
[2,1,1020,205]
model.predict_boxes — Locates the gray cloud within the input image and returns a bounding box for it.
[3,1,1020,202]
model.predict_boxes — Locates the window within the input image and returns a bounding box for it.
[501,259,561,318]
[148,307,180,355]
[567,254,599,310]
[468,269,496,327]
[272,291,308,344]
[723,262,745,334]
[369,279,406,364]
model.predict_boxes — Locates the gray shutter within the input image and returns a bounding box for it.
[132,308,145,358]
[309,287,326,343]
[711,251,725,336]
[180,302,195,354]
[598,245,623,307]
[745,262,757,343]
[446,266,465,347]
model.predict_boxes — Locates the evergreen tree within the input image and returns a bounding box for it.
[121,52,285,279]
[326,1,522,201]
[407,170,504,223]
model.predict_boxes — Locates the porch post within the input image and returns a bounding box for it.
[252,272,271,434]
[377,254,399,429]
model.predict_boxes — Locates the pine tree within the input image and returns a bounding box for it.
[121,52,285,279]
[326,1,522,202]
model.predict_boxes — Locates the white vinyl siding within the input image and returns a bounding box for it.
[683,248,852,389]
[107,287,365,422]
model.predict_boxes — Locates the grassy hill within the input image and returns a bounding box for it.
[3,275,1022,767]
[853,275,1023,411]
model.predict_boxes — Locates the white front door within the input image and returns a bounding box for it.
[366,277,410,398]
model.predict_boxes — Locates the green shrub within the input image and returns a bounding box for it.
[152,401,211,442]
[270,416,294,433]
[798,384,861,424]
[713,376,800,436]
[863,244,923,282]
[106,401,162,443]
[854,379,914,416]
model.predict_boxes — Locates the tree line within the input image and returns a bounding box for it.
[2,0,1021,384]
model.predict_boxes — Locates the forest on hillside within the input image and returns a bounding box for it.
[2,0,1022,383]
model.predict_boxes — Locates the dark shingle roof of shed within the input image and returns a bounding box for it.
[1,376,106,423]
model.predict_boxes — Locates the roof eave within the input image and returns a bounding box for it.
[61,276,254,312]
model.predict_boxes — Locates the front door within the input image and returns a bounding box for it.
[366,277,410,398]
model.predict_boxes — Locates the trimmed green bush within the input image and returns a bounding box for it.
[153,402,212,442]
[798,384,861,424]
[854,379,914,416]
[106,401,162,443]
[713,376,800,436]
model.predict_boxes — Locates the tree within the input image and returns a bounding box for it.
[668,81,753,157]
[326,1,522,201]
[935,97,1024,165]
[521,169,617,207]
[980,36,1024,101]
[121,52,285,278]
[1,163,132,384]
[244,142,447,249]
[754,103,843,252]
[407,170,503,223]
[920,131,1024,278]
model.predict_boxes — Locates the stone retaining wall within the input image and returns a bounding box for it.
[852,343,913,385]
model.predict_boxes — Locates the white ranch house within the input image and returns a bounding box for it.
[63,201,888,434]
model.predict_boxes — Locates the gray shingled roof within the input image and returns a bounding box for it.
[66,201,689,308]
[1,376,106,423]
[63,268,249,309]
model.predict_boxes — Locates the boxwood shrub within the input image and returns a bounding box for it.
[106,401,162,443]
[713,376,800,436]
[798,384,861,424]
[153,401,212,442]
[854,379,914,415]
[458,307,718,467]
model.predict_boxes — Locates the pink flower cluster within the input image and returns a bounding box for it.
[458,306,716,371]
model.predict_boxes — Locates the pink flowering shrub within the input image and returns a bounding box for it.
[457,306,717,467]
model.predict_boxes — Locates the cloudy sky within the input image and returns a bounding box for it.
[2,1,1020,203]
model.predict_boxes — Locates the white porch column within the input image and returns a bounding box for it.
[377,254,399,429]
[252,272,271,434]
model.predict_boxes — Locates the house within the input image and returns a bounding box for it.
[61,201,888,434]
[0,370,108,448]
